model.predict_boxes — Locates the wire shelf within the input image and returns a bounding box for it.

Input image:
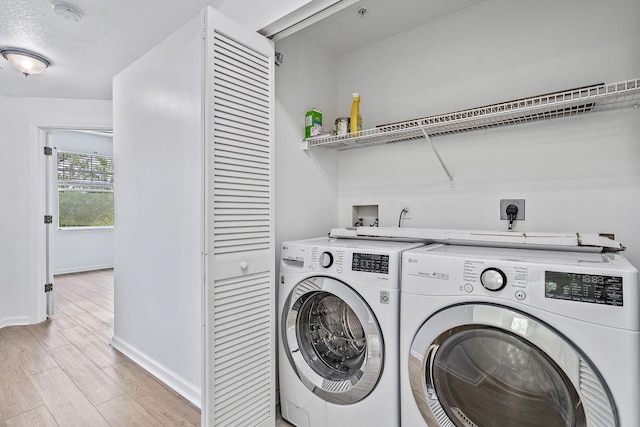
[304,78,640,151]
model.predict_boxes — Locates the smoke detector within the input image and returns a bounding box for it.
[52,1,83,22]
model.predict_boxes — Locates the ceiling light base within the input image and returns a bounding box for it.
[0,48,51,76]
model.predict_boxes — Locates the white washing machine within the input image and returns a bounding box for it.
[278,237,424,427]
[400,244,639,427]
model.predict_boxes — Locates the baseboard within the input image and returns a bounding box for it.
[111,335,201,408]
[0,316,31,330]
[53,264,114,275]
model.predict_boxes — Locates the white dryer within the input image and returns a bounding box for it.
[279,237,424,427]
[400,244,639,427]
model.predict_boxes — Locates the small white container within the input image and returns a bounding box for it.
[335,117,350,136]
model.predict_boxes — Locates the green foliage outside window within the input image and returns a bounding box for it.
[58,152,114,228]
[58,191,114,227]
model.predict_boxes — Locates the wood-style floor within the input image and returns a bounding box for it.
[0,269,201,426]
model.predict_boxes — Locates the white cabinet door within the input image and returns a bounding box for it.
[203,8,275,427]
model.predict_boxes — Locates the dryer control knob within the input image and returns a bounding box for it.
[319,252,334,269]
[481,268,507,291]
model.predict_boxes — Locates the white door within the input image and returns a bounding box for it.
[203,8,275,427]
[44,134,55,316]
[408,304,616,427]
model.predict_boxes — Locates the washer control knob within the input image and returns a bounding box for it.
[319,252,334,269]
[481,268,507,291]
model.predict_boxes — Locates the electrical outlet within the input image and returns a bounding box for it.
[500,199,525,220]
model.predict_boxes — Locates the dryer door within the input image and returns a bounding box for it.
[409,304,616,427]
[282,276,383,405]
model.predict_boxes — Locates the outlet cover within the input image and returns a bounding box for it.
[500,199,525,220]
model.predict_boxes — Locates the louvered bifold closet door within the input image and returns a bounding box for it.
[204,8,275,427]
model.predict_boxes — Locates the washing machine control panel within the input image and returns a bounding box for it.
[352,252,390,274]
[310,247,345,272]
[309,246,395,277]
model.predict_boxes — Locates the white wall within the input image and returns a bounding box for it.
[112,12,203,406]
[0,95,112,329]
[334,0,640,267]
[274,34,340,260]
[50,131,114,275]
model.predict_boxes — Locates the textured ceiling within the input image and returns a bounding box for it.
[0,0,486,100]
[293,0,486,56]
[0,0,228,100]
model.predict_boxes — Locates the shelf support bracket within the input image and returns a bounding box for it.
[419,124,453,182]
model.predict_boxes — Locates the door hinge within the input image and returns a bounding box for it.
[275,51,284,66]
[44,215,53,224]
[44,146,53,156]
[44,283,53,292]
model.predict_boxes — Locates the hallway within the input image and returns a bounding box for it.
[0,269,201,426]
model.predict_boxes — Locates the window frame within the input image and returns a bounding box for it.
[56,149,115,230]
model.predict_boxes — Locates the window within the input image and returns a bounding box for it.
[57,151,114,228]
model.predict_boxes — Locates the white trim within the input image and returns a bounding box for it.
[57,148,113,156]
[258,0,359,41]
[111,334,202,408]
[35,125,50,325]
[57,226,114,231]
[0,316,31,329]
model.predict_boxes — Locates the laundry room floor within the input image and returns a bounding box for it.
[0,269,201,426]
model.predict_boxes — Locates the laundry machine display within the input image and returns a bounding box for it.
[400,244,639,427]
[279,238,424,427]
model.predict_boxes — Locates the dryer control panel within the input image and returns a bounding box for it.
[544,271,623,306]
[402,244,639,330]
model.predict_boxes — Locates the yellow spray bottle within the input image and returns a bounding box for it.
[350,93,362,134]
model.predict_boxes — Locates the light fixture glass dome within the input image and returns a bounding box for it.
[0,48,51,76]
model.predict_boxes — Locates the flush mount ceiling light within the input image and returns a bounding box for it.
[0,48,51,76]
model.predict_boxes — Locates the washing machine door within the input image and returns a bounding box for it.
[409,304,617,427]
[282,276,383,405]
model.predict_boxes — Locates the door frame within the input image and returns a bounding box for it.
[34,123,113,321]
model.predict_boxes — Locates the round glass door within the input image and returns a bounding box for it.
[297,292,367,380]
[282,276,383,404]
[429,327,583,426]
[409,304,616,427]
